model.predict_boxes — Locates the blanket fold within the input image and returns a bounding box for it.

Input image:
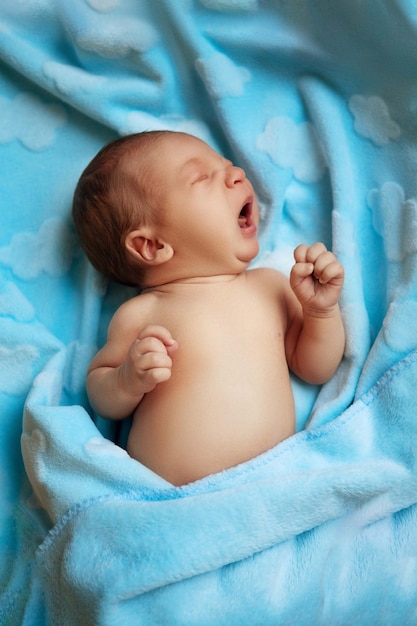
[21,348,417,623]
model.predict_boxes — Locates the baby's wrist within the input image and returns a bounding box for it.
[118,364,145,399]
[302,303,341,320]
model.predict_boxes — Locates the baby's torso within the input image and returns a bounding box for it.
[128,269,295,485]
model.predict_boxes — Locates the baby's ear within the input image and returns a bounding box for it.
[125,229,173,265]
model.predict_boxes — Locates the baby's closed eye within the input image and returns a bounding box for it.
[192,174,210,184]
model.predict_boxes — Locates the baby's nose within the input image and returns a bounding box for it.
[225,164,246,187]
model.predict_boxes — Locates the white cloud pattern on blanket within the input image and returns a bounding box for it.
[383,301,417,353]
[0,282,35,322]
[75,17,158,58]
[257,116,327,183]
[43,61,106,96]
[349,95,401,146]
[0,344,40,395]
[368,182,417,261]
[0,93,67,151]
[0,218,77,280]
[195,53,251,98]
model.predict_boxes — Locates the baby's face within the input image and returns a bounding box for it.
[143,132,260,274]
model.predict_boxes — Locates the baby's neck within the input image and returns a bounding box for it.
[141,272,245,293]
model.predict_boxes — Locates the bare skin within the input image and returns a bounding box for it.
[85,133,345,486]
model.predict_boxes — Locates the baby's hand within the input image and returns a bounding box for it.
[290,242,344,313]
[119,325,178,397]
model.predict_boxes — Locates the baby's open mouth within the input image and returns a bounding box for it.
[238,201,253,228]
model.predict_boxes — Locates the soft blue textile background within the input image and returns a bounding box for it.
[1,1,417,623]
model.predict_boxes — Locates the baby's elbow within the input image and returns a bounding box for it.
[293,357,343,386]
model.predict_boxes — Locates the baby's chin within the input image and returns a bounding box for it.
[236,242,260,267]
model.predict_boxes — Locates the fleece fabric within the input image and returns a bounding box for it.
[1,1,417,624]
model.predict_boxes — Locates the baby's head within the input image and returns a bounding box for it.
[72,131,170,287]
[73,130,259,288]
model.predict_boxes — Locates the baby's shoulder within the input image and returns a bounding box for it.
[108,292,154,334]
[246,266,289,292]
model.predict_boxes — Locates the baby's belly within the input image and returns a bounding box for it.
[127,375,295,486]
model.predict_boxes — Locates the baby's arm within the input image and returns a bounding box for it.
[285,242,345,385]
[87,304,177,419]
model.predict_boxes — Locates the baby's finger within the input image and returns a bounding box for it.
[139,351,173,373]
[289,262,314,293]
[315,260,344,285]
[291,261,314,281]
[293,244,309,263]
[310,250,336,278]
[137,325,178,351]
[305,242,328,264]
[134,336,168,356]
[141,365,173,387]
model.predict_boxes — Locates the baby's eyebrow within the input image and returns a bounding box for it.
[178,154,230,181]
[179,157,205,179]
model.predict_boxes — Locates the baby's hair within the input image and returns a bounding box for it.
[72,130,171,286]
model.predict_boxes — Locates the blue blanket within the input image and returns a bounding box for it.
[2,1,417,624]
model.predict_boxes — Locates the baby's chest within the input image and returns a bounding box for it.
[165,298,285,370]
